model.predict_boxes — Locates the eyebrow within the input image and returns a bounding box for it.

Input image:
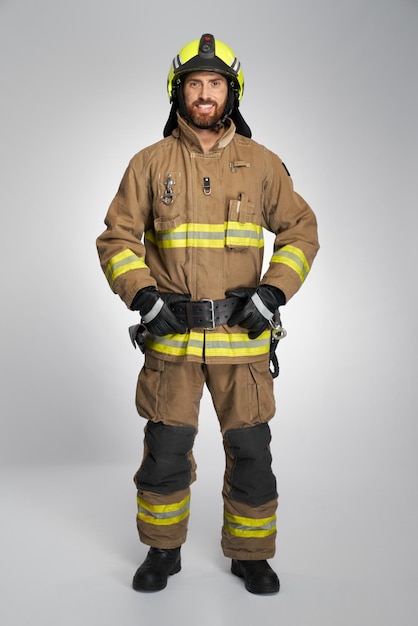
[185,77,225,85]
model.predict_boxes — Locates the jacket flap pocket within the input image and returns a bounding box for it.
[154,215,182,231]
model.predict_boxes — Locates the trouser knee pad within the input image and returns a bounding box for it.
[135,421,196,494]
[224,423,277,506]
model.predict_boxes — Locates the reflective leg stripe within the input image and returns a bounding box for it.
[137,494,190,526]
[270,244,310,283]
[224,511,276,538]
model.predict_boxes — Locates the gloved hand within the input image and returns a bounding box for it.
[131,287,190,335]
[226,285,286,339]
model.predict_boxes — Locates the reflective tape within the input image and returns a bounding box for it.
[251,292,274,322]
[146,331,204,358]
[205,331,270,358]
[145,221,264,249]
[105,249,147,288]
[224,511,277,538]
[141,297,164,324]
[145,330,271,359]
[225,221,264,248]
[270,244,310,283]
[137,494,190,526]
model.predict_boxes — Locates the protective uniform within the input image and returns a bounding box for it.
[96,34,319,562]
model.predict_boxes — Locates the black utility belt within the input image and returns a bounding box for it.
[170,297,240,330]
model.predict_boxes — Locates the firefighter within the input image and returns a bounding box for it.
[96,33,319,594]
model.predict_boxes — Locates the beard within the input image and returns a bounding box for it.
[185,99,226,129]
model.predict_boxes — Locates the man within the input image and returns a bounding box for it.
[96,33,319,595]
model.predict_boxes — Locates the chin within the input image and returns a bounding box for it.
[192,116,220,129]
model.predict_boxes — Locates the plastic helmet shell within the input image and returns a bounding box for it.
[167,34,244,104]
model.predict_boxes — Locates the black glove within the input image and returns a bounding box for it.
[131,287,190,335]
[226,285,286,339]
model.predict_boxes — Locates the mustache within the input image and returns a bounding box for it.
[193,99,217,106]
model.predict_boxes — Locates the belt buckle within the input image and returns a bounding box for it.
[201,298,215,329]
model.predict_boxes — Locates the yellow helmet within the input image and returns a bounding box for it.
[164,34,251,138]
[167,33,245,103]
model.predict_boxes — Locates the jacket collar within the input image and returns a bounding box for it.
[172,112,236,152]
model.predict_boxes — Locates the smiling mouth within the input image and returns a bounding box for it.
[195,102,215,111]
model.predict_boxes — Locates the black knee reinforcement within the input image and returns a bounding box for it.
[224,423,277,507]
[134,421,196,494]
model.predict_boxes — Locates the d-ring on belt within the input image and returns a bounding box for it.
[170,297,240,330]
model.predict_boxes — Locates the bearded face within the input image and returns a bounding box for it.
[182,71,229,129]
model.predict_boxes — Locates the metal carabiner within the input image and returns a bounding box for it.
[269,309,287,340]
[161,173,176,205]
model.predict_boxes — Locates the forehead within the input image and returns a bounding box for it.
[183,71,227,83]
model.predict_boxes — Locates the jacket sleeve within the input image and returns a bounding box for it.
[96,155,157,308]
[260,149,319,302]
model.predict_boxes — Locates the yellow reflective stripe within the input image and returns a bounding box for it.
[225,221,264,248]
[225,527,276,538]
[137,494,190,527]
[145,330,271,359]
[146,223,224,249]
[271,244,310,283]
[138,510,189,526]
[146,331,204,357]
[205,331,270,358]
[224,511,277,538]
[105,249,147,288]
[137,494,190,513]
[225,512,277,527]
[145,222,264,249]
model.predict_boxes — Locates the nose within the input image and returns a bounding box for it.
[198,82,210,100]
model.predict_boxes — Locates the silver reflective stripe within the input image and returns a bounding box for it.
[251,292,273,321]
[173,54,181,71]
[138,500,190,521]
[271,245,310,282]
[230,57,241,74]
[205,335,270,350]
[227,518,276,532]
[141,298,164,323]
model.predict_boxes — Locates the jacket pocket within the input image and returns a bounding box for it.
[152,215,183,248]
[225,193,258,250]
[154,215,183,231]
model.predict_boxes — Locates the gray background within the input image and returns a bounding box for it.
[1,0,417,624]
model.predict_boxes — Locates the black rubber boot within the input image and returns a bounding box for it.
[132,547,181,592]
[231,559,280,595]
